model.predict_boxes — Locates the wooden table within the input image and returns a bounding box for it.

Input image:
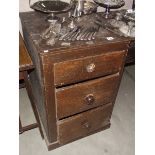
[19,33,34,86]
[20,11,132,150]
[19,33,43,138]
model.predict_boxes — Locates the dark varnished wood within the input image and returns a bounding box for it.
[39,61,57,142]
[19,72,24,80]
[56,73,119,119]
[19,122,38,134]
[19,117,23,134]
[58,103,112,144]
[38,47,127,143]
[54,50,125,86]
[19,33,34,71]
[126,40,135,65]
[19,11,131,149]
[42,120,110,151]
[19,33,43,138]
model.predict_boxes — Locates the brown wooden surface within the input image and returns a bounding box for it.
[42,120,110,151]
[19,33,34,71]
[54,50,125,87]
[19,11,131,148]
[58,103,112,144]
[39,61,58,142]
[19,11,134,66]
[40,43,128,87]
[19,122,38,133]
[56,73,119,119]
[19,117,23,134]
[126,40,135,65]
[19,11,131,54]
[19,72,24,80]
[19,33,43,138]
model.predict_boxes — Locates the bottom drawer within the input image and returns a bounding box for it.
[58,103,112,144]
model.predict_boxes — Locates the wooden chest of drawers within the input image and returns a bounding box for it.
[20,11,131,150]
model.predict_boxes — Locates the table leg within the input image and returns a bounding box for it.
[23,71,44,139]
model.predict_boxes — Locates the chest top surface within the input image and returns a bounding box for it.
[19,11,131,55]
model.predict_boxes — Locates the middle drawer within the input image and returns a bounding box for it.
[56,73,119,119]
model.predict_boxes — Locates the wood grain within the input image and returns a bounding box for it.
[58,103,112,144]
[54,51,125,86]
[56,73,119,119]
[19,33,34,71]
[19,11,131,148]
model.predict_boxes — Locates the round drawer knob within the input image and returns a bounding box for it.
[86,63,95,73]
[85,94,95,105]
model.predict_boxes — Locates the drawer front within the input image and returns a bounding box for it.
[54,51,125,86]
[56,73,119,119]
[58,103,112,144]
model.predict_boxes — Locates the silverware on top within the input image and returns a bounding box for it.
[59,24,99,41]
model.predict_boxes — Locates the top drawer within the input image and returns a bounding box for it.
[54,50,125,87]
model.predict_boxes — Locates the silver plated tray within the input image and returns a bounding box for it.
[93,0,125,8]
[93,0,125,18]
[30,0,73,13]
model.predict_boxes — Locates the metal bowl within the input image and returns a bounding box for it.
[93,0,125,9]
[83,1,98,15]
[30,0,74,13]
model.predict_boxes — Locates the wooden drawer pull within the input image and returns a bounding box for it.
[84,94,95,105]
[86,63,95,73]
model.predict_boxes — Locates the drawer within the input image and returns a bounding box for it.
[56,73,119,119]
[58,103,112,144]
[54,50,125,87]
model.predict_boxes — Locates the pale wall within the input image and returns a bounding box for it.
[19,0,133,12]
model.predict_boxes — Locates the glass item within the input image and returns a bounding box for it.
[93,0,125,18]
[106,10,135,37]
[73,0,98,17]
[73,0,85,17]
[29,0,74,22]
[41,22,61,39]
[41,22,62,46]
[124,9,135,22]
